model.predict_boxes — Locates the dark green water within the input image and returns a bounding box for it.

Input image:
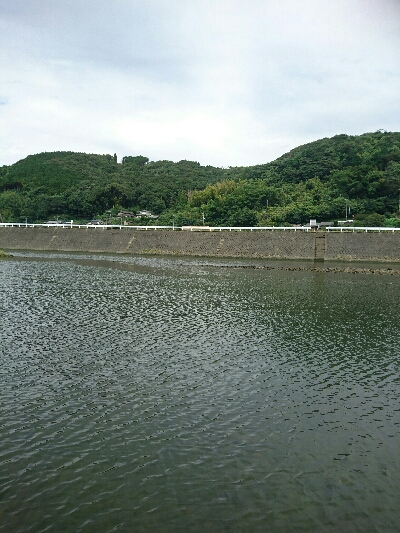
[1,253,399,533]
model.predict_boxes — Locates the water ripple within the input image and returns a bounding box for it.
[1,255,399,532]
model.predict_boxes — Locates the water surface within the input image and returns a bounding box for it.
[1,253,399,532]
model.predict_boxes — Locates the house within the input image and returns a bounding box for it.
[136,210,158,219]
[117,211,135,218]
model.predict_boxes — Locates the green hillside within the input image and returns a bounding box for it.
[1,131,399,225]
[0,152,225,222]
[187,131,400,226]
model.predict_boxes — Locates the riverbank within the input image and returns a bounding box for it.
[223,264,400,274]
[1,226,400,262]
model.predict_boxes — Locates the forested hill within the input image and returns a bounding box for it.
[236,131,400,183]
[0,152,226,221]
[1,131,400,226]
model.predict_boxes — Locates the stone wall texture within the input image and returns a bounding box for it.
[325,232,400,261]
[1,227,400,261]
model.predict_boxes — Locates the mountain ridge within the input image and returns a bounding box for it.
[1,131,399,225]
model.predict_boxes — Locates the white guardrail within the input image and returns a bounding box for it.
[0,222,400,232]
[325,226,400,232]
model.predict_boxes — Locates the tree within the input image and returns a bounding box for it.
[122,155,149,166]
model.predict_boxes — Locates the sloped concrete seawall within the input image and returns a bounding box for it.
[1,227,400,261]
[325,232,400,261]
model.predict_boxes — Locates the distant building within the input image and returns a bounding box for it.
[136,210,158,219]
[302,219,334,230]
[117,211,135,218]
[318,222,334,228]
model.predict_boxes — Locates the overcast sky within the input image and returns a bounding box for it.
[1,0,400,167]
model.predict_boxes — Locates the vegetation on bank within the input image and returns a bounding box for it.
[0,249,12,258]
[1,131,400,227]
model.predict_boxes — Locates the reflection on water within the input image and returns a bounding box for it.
[1,253,399,532]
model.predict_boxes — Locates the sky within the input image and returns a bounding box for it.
[1,0,400,168]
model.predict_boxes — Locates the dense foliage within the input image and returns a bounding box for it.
[0,152,225,222]
[1,131,399,226]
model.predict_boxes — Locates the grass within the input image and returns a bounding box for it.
[0,249,12,258]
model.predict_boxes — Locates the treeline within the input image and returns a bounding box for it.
[0,152,225,222]
[1,131,400,226]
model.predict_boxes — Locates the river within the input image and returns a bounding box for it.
[1,252,399,532]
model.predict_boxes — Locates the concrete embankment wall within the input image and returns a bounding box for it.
[1,227,400,261]
[325,232,400,261]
